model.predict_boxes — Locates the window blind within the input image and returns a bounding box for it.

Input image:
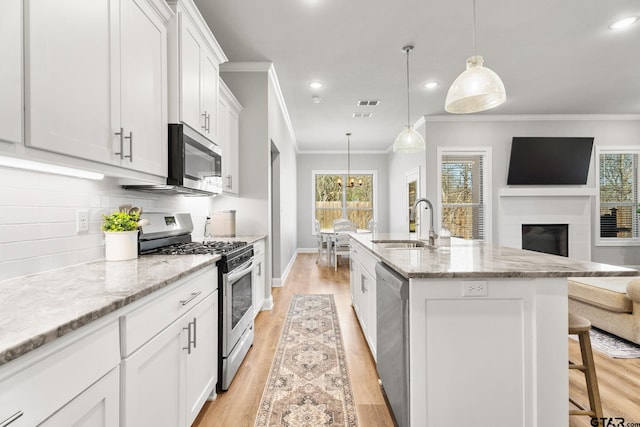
[441,154,485,240]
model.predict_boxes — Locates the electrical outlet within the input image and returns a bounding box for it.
[76,210,89,233]
[462,281,488,297]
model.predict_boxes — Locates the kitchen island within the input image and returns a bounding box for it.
[349,233,638,427]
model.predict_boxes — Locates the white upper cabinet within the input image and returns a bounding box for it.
[166,0,226,143]
[218,79,242,195]
[25,0,172,177]
[0,0,23,144]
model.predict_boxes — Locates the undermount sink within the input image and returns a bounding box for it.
[371,240,428,249]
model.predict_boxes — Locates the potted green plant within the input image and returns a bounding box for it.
[102,206,145,261]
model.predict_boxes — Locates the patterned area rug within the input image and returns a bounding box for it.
[571,327,640,358]
[254,294,358,427]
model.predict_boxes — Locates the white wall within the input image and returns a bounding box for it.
[296,152,389,250]
[219,66,298,287]
[386,115,640,266]
[0,168,211,281]
[268,76,298,279]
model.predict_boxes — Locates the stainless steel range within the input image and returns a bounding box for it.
[138,212,254,391]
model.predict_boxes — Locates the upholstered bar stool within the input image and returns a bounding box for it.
[568,313,603,422]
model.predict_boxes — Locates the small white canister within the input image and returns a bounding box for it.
[211,210,236,237]
[104,230,139,261]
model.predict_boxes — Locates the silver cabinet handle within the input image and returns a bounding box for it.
[206,112,211,133]
[226,175,232,189]
[182,318,197,354]
[182,322,192,354]
[124,131,133,162]
[180,291,201,306]
[257,262,261,276]
[114,128,124,159]
[1,411,24,427]
[201,111,207,131]
[191,317,197,349]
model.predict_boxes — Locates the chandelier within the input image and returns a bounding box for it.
[337,132,362,187]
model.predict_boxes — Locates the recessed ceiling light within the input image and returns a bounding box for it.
[309,81,324,90]
[423,81,439,89]
[609,16,639,30]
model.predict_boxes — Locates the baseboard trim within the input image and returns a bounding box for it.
[271,251,299,288]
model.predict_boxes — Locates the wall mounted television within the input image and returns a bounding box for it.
[506,137,594,185]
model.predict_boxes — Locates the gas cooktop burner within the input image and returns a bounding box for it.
[154,241,247,256]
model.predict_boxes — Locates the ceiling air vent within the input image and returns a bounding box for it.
[352,112,373,118]
[357,100,380,106]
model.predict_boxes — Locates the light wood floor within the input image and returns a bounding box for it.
[193,253,395,427]
[194,253,640,427]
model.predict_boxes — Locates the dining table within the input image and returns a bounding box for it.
[319,228,371,267]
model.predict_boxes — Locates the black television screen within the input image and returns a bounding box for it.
[506,137,594,185]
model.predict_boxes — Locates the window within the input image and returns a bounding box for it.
[597,148,639,244]
[438,148,491,241]
[313,171,375,231]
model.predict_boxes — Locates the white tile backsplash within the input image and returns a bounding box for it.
[0,167,214,281]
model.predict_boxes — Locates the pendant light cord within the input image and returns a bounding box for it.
[405,47,411,127]
[346,132,351,185]
[472,0,477,55]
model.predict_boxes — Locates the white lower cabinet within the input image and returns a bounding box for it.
[349,239,379,361]
[252,238,266,317]
[0,320,120,427]
[121,267,218,427]
[40,367,120,427]
[0,265,219,427]
[185,292,218,425]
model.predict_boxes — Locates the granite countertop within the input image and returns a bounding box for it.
[351,233,639,279]
[0,254,219,366]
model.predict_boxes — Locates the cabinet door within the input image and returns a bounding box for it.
[184,292,218,426]
[349,253,360,315]
[180,14,204,133]
[119,0,168,176]
[219,81,240,195]
[40,367,120,427]
[25,0,114,162]
[122,318,184,427]
[226,106,240,194]
[252,253,266,317]
[201,51,219,140]
[362,268,377,360]
[0,0,22,144]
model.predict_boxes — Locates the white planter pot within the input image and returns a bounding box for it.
[104,230,139,261]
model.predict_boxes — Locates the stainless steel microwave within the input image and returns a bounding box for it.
[123,124,222,196]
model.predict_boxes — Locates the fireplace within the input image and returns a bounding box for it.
[498,189,593,261]
[522,224,569,257]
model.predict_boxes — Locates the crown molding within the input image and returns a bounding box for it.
[220,61,272,72]
[221,62,299,153]
[424,114,640,122]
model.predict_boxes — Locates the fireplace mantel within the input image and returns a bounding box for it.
[499,187,597,197]
[498,190,593,260]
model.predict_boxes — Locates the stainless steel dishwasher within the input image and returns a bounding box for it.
[375,262,410,427]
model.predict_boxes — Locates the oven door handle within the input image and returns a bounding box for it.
[227,259,254,283]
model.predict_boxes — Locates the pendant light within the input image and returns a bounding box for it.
[393,45,426,153]
[445,0,506,114]
[338,132,363,187]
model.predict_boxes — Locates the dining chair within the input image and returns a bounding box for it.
[332,219,356,271]
[314,219,329,264]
